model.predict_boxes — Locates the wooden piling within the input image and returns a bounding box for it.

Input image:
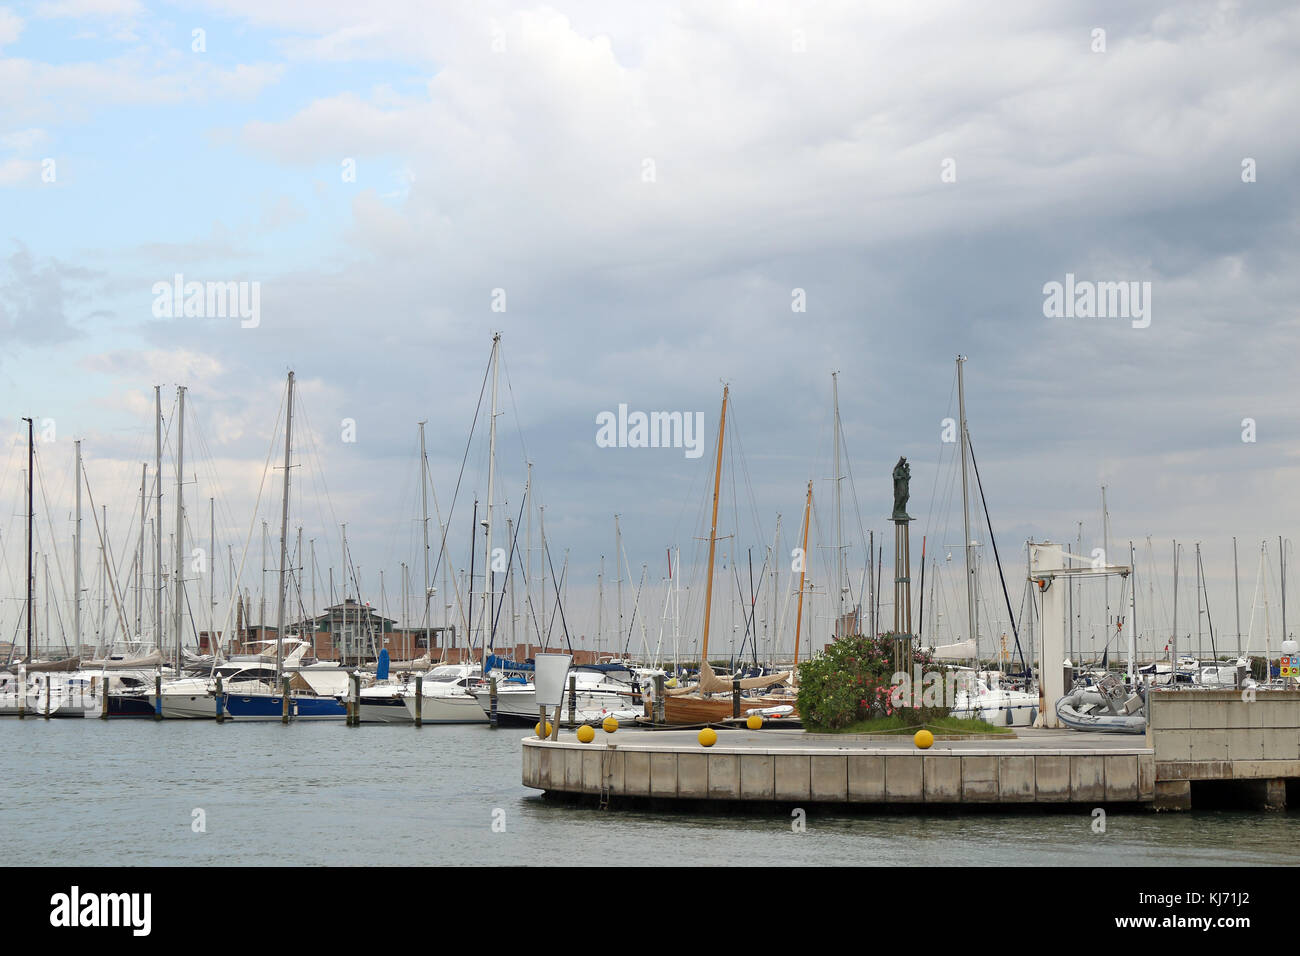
[654,673,665,724]
[568,674,577,727]
[215,674,225,723]
[489,678,499,728]
[44,675,51,719]
[281,676,291,723]
[732,679,741,718]
[414,674,423,728]
[155,672,163,720]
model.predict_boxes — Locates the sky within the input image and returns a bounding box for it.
[2,0,1299,665]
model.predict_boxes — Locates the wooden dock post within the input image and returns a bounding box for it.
[215,674,225,723]
[654,674,665,724]
[98,675,107,719]
[568,674,577,727]
[489,678,499,728]
[281,676,291,723]
[732,679,741,718]
[414,674,423,727]
[348,672,361,726]
[155,672,163,720]
[16,666,25,719]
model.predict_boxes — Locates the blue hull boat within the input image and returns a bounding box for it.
[222,693,346,721]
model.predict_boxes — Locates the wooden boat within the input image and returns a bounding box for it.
[656,386,800,725]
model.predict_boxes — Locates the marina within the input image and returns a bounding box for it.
[3,5,1299,927]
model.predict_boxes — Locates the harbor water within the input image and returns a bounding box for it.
[2,721,1296,866]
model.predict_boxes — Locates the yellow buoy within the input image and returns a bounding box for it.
[534,720,553,738]
[576,724,595,743]
[914,729,934,749]
[698,727,718,747]
[602,716,619,734]
[745,714,763,730]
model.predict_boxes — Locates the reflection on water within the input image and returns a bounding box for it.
[1,721,1295,866]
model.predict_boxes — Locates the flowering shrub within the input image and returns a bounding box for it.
[797,632,950,731]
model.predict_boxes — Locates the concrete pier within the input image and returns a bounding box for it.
[522,728,1155,806]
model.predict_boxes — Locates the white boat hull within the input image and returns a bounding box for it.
[401,692,489,724]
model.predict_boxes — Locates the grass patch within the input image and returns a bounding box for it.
[813,714,1014,736]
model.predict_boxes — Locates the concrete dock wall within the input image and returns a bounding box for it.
[1148,689,1300,809]
[522,737,1155,805]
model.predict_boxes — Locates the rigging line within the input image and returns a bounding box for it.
[490,493,529,639]
[965,436,1027,676]
[619,562,644,658]
[427,350,494,616]
[499,352,531,469]
[542,537,573,653]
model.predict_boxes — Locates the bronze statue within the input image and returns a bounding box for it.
[892,456,911,521]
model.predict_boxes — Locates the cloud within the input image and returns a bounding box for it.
[0,242,93,346]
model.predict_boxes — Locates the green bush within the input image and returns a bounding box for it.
[796,632,950,731]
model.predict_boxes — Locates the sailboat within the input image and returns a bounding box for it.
[659,386,793,725]
[223,372,346,721]
[940,356,1040,727]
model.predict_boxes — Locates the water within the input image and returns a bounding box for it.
[2,720,1297,866]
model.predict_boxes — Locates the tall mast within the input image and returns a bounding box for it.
[154,386,163,651]
[23,417,33,660]
[1128,540,1137,683]
[275,372,294,681]
[419,420,431,655]
[700,386,728,663]
[1102,486,1110,648]
[597,555,604,658]
[1233,536,1241,658]
[1196,542,1203,659]
[956,356,977,654]
[615,515,624,652]
[75,440,83,654]
[1172,540,1179,665]
[172,386,186,672]
[832,370,843,639]
[481,333,500,662]
[526,461,533,636]
[209,498,216,644]
[1274,538,1284,642]
[135,462,144,639]
[794,480,812,671]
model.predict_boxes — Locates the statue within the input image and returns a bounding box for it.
[892,456,911,521]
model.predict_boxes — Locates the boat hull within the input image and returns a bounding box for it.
[161,693,223,719]
[358,696,414,724]
[659,693,796,725]
[401,692,489,724]
[222,694,346,721]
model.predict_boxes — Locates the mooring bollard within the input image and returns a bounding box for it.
[215,673,225,723]
[654,674,665,724]
[414,674,423,728]
[732,679,741,719]
[281,676,291,723]
[155,672,163,720]
[568,674,577,727]
[489,678,499,728]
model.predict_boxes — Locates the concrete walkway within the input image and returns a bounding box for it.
[522,726,1154,805]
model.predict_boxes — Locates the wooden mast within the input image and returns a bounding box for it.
[699,386,728,664]
[793,480,812,670]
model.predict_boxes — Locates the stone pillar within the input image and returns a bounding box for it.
[1153,779,1192,811]
[893,518,912,675]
